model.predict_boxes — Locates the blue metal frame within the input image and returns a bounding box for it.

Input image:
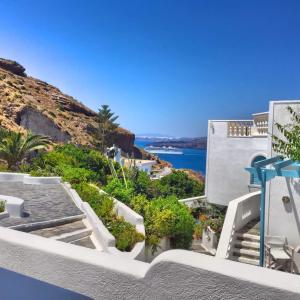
[245,156,299,267]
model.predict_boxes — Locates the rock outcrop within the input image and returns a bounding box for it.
[0,58,135,152]
[0,59,26,77]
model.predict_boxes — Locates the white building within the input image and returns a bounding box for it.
[123,158,156,175]
[206,100,300,271]
[205,112,269,206]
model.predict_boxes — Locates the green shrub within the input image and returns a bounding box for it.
[273,106,300,161]
[193,223,203,240]
[104,178,134,204]
[108,216,144,251]
[29,167,59,177]
[27,144,112,184]
[0,201,5,213]
[130,195,194,252]
[130,194,149,216]
[131,171,167,199]
[59,165,96,184]
[160,170,204,198]
[74,182,103,206]
[74,183,144,252]
[193,205,225,243]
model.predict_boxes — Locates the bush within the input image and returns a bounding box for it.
[273,106,300,161]
[192,205,226,243]
[59,165,97,184]
[74,183,144,252]
[104,178,134,204]
[27,144,111,184]
[130,195,195,252]
[0,201,5,213]
[193,223,203,240]
[108,216,144,251]
[160,170,204,198]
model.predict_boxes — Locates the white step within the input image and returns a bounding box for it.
[234,240,260,250]
[233,248,259,258]
[236,256,259,266]
[52,228,92,243]
[236,233,260,242]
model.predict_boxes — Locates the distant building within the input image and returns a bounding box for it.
[123,158,156,175]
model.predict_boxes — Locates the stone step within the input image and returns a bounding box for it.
[234,240,260,250]
[235,256,259,266]
[53,228,92,243]
[71,236,96,249]
[29,220,87,238]
[236,233,260,242]
[14,214,86,232]
[232,248,259,258]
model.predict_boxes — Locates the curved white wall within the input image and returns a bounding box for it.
[0,227,299,299]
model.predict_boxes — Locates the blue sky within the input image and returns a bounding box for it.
[1,0,300,137]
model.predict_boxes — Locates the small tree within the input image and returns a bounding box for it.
[272,106,300,161]
[0,130,50,170]
[94,105,119,153]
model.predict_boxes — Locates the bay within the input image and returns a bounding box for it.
[135,139,207,175]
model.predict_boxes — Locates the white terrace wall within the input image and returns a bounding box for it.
[0,227,300,299]
[206,120,267,206]
[216,191,260,259]
[266,101,300,249]
[64,184,146,260]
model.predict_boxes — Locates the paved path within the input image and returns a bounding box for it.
[0,182,83,227]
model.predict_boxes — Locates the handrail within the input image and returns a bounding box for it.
[216,191,260,259]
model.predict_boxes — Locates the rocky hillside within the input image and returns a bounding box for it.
[0,58,134,153]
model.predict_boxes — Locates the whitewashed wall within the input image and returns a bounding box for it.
[206,120,267,206]
[216,191,260,259]
[0,227,300,299]
[266,101,300,248]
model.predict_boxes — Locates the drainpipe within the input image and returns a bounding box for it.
[259,170,266,267]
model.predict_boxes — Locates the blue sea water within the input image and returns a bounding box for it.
[135,139,207,175]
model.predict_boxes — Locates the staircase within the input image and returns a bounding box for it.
[28,217,101,250]
[232,219,260,266]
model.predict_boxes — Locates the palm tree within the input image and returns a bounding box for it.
[94,105,119,153]
[0,130,50,170]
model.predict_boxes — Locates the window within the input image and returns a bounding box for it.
[250,155,266,185]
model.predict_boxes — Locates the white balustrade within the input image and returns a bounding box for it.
[227,119,268,137]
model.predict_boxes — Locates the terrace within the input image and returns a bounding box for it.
[227,112,269,137]
[0,173,145,257]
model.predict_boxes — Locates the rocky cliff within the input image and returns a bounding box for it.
[0,58,135,153]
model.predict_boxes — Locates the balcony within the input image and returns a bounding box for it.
[227,113,268,137]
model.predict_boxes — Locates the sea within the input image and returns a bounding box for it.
[135,139,207,175]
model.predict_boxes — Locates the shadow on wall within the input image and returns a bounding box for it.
[0,267,91,300]
[285,178,300,235]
